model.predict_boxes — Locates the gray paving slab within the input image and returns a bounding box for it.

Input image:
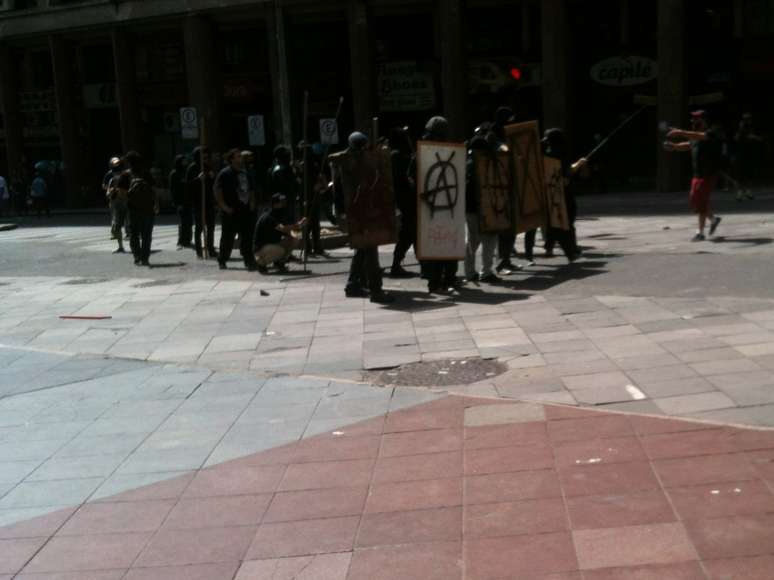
[0,477,104,509]
[654,392,736,415]
[27,453,128,481]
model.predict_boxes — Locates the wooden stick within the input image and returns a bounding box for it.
[584,105,648,162]
[302,90,310,273]
[200,117,209,260]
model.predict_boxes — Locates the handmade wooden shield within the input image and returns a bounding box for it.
[474,150,512,234]
[544,157,570,230]
[331,146,397,249]
[416,141,466,261]
[505,121,546,234]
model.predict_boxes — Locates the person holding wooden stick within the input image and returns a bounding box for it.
[186,146,217,259]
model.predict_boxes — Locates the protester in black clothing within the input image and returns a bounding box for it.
[215,148,258,271]
[254,194,307,273]
[118,151,157,266]
[268,146,300,222]
[389,127,416,278]
[734,113,763,201]
[186,146,217,258]
[169,155,192,249]
[491,107,521,274]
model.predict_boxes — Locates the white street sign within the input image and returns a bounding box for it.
[248,115,266,146]
[320,118,339,145]
[180,107,199,139]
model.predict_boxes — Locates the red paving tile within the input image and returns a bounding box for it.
[161,495,272,530]
[684,514,774,559]
[464,443,554,475]
[278,458,374,491]
[380,428,463,457]
[466,469,562,505]
[465,532,578,579]
[365,478,462,513]
[58,500,174,536]
[4,394,774,579]
[667,480,774,520]
[573,523,697,570]
[566,490,677,529]
[464,498,567,538]
[263,487,368,522]
[372,451,462,483]
[24,533,151,573]
[246,516,359,560]
[134,526,256,567]
[558,461,661,497]
[356,506,462,548]
[347,541,462,580]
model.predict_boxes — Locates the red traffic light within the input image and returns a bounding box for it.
[510,67,523,81]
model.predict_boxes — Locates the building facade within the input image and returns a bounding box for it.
[0,0,772,206]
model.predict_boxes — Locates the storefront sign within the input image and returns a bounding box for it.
[248,115,266,146]
[180,107,199,139]
[378,61,435,112]
[591,56,657,87]
[82,84,117,109]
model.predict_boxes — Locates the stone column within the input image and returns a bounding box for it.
[49,35,85,207]
[542,0,570,132]
[266,4,293,146]
[183,15,225,153]
[0,44,25,181]
[657,0,686,192]
[347,0,374,134]
[438,0,467,140]
[111,28,141,153]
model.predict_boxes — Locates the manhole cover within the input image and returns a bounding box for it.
[61,278,110,286]
[373,358,507,387]
[133,280,174,288]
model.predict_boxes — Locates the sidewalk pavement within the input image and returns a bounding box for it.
[1,386,773,579]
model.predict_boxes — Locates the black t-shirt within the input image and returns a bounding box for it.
[215,166,241,208]
[186,162,216,208]
[254,210,284,250]
[691,128,723,178]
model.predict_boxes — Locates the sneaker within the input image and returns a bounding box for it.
[345,287,369,298]
[134,259,141,266]
[140,260,150,267]
[691,233,706,242]
[480,273,502,284]
[709,216,722,236]
[370,292,395,304]
[112,247,125,254]
[389,266,414,279]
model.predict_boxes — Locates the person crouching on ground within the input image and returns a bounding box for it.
[254,194,306,274]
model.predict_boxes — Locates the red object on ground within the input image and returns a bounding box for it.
[59,316,113,320]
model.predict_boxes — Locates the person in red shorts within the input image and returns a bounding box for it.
[664,110,723,241]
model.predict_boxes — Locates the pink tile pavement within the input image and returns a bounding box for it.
[2,395,774,578]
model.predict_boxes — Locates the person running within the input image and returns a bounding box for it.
[118,151,157,266]
[215,148,258,271]
[665,110,723,241]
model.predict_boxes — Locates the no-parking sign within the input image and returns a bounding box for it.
[320,118,339,145]
[180,107,199,139]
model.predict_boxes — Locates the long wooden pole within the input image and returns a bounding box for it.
[200,117,209,260]
[301,91,310,272]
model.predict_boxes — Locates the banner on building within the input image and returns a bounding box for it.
[329,146,396,249]
[544,157,570,231]
[474,150,512,234]
[416,141,467,261]
[378,61,436,112]
[320,118,339,145]
[505,121,546,234]
[248,115,266,146]
[180,107,199,140]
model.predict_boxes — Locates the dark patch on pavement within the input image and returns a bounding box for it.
[373,357,507,386]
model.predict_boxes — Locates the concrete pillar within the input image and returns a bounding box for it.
[542,0,570,134]
[347,0,374,134]
[620,0,631,46]
[0,45,25,181]
[183,15,225,153]
[111,28,141,153]
[49,35,85,207]
[266,4,293,146]
[438,0,467,140]
[657,0,686,192]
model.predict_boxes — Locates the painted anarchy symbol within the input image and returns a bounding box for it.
[423,150,459,218]
[482,155,510,216]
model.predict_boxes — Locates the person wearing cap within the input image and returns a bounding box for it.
[253,193,306,274]
[103,156,127,252]
[169,154,192,249]
[186,146,217,258]
[215,148,258,271]
[665,110,723,241]
[333,132,394,304]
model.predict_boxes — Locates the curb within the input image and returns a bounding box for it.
[0,224,18,232]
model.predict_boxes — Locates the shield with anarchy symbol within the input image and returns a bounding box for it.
[475,150,512,233]
[505,120,547,234]
[544,156,570,230]
[416,141,467,260]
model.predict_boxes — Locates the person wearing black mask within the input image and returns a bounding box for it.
[169,155,192,249]
[389,127,416,278]
[254,194,306,273]
[540,128,586,260]
[491,107,521,274]
[186,146,217,258]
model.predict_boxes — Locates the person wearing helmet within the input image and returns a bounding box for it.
[333,131,394,304]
